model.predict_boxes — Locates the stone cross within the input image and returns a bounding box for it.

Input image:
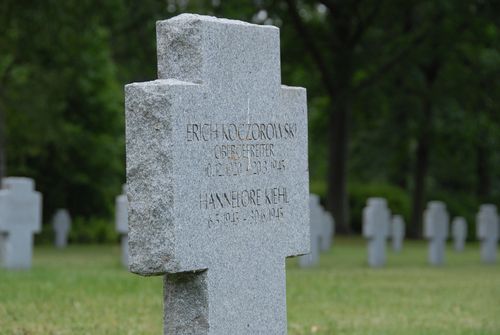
[52,209,71,249]
[125,14,309,334]
[423,201,449,266]
[299,194,323,267]
[451,216,467,252]
[362,197,391,267]
[320,207,334,252]
[0,177,42,269]
[476,204,499,264]
[391,214,405,252]
[115,184,128,267]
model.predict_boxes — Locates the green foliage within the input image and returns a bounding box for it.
[1,0,126,221]
[349,183,411,233]
[0,0,499,236]
[36,217,118,245]
[68,217,118,244]
[310,179,327,199]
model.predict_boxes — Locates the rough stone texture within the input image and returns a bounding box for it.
[125,14,309,334]
[362,198,390,267]
[451,216,467,252]
[115,184,128,267]
[52,209,71,249]
[391,215,405,252]
[423,201,449,266]
[0,177,42,269]
[298,194,323,267]
[476,204,499,264]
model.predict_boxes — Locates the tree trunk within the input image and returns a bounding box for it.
[326,49,353,234]
[409,58,440,238]
[410,91,434,238]
[389,106,410,190]
[327,94,351,233]
[409,126,430,238]
[476,141,490,201]
[0,104,6,183]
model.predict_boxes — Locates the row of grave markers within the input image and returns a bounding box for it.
[298,194,500,269]
[2,179,496,271]
[362,198,499,267]
[0,176,124,269]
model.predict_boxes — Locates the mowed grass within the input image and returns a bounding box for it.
[287,238,500,335]
[1,238,499,335]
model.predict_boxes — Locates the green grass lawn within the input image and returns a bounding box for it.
[1,238,499,335]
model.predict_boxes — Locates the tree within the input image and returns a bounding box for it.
[267,0,431,232]
[0,0,125,219]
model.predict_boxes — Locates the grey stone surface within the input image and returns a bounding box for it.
[476,204,499,264]
[52,209,71,249]
[0,177,42,269]
[423,201,449,266]
[125,14,309,334]
[391,214,405,252]
[451,216,467,252]
[298,194,323,267]
[362,197,390,267]
[115,184,128,267]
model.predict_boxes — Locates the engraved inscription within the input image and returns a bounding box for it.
[187,121,297,228]
[186,122,296,178]
[205,159,286,177]
[186,123,297,142]
[200,186,289,228]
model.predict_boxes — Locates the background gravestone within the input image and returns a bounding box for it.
[299,194,323,267]
[391,214,405,252]
[125,14,309,334]
[320,207,334,252]
[52,209,71,249]
[115,184,128,267]
[0,177,42,269]
[476,204,499,264]
[451,217,467,252]
[424,201,449,266]
[362,197,391,267]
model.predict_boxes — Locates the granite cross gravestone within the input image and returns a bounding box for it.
[476,204,499,264]
[299,194,323,267]
[451,216,467,252]
[115,184,128,267]
[52,209,71,249]
[362,197,390,267]
[125,14,309,334]
[391,214,405,252]
[0,177,42,269]
[423,201,449,266]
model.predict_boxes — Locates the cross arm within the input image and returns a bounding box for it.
[125,79,201,276]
